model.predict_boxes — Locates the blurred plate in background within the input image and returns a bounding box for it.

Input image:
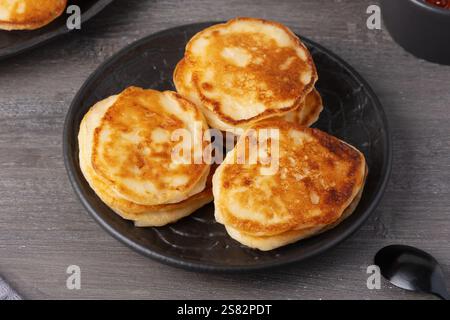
[0,0,113,61]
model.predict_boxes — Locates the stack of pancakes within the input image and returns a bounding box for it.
[0,0,67,30]
[79,17,367,250]
[213,119,367,251]
[174,17,319,132]
[78,87,212,227]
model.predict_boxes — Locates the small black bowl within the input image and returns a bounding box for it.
[381,0,450,65]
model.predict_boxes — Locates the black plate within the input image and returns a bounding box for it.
[63,22,392,272]
[0,0,113,60]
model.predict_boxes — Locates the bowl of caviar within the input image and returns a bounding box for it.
[381,0,450,65]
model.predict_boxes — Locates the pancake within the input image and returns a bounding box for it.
[213,119,367,249]
[0,0,66,30]
[78,91,213,226]
[90,87,211,206]
[223,175,365,251]
[281,88,323,127]
[174,17,318,132]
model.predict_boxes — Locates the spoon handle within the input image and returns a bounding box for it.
[433,288,450,300]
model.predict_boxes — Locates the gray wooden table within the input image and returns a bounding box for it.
[1,0,449,300]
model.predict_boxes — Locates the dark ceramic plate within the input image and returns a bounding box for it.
[0,0,113,60]
[64,22,392,272]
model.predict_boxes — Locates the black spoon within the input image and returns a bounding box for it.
[375,245,449,300]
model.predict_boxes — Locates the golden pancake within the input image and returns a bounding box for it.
[0,0,66,30]
[223,173,366,251]
[281,88,323,127]
[213,119,367,239]
[78,93,213,226]
[87,87,210,206]
[174,17,318,132]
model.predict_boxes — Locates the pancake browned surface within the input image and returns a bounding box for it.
[78,87,213,226]
[213,119,367,250]
[223,181,365,251]
[91,87,210,206]
[174,17,318,132]
[281,88,323,127]
[0,0,66,30]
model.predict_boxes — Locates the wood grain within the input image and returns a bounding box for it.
[0,0,449,300]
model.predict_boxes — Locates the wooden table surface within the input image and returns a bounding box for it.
[1,0,449,300]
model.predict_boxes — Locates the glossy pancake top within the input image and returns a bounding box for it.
[213,119,366,236]
[0,0,66,29]
[175,17,318,131]
[91,87,210,206]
